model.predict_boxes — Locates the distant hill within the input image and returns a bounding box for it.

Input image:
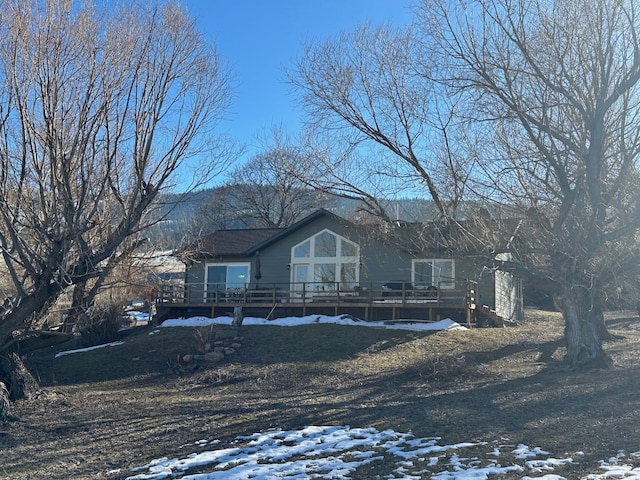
[144,186,498,250]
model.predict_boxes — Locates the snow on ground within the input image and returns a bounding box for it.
[56,315,466,358]
[159,314,469,331]
[54,341,124,358]
[54,314,640,479]
[119,425,640,480]
[121,425,561,480]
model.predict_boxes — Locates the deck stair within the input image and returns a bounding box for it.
[477,305,509,327]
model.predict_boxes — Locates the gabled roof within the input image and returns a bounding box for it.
[184,208,519,262]
[185,209,348,261]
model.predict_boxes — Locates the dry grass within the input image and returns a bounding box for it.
[2,309,640,479]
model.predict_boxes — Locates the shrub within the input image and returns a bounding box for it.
[77,304,127,348]
[192,325,215,354]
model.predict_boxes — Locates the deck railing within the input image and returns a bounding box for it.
[157,280,477,310]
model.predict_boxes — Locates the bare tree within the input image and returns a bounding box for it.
[423,0,640,366]
[291,0,640,368]
[200,128,320,229]
[0,0,232,398]
[289,23,475,221]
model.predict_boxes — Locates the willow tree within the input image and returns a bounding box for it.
[292,0,640,367]
[422,0,640,366]
[0,0,232,400]
[289,24,475,221]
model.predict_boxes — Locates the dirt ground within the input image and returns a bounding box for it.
[2,309,640,479]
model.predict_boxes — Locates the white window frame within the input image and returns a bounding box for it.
[204,262,251,299]
[411,259,456,289]
[290,229,360,292]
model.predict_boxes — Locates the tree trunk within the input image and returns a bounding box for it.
[0,381,11,420]
[232,306,244,327]
[0,352,40,401]
[555,287,612,368]
[61,281,90,333]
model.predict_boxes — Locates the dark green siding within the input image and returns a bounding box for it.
[185,213,507,310]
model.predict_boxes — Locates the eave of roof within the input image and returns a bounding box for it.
[184,208,519,262]
[186,209,348,261]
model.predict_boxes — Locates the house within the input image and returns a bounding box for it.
[156,209,523,325]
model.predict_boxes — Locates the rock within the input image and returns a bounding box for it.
[182,354,194,363]
[223,347,235,355]
[204,351,224,362]
[215,329,237,340]
[230,343,241,349]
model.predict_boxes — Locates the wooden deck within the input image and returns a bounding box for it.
[155,281,479,326]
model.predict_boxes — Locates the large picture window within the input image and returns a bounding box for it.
[412,259,455,289]
[291,229,359,291]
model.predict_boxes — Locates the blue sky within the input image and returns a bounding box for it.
[182,0,414,172]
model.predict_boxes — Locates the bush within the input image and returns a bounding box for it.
[192,325,215,353]
[78,304,127,348]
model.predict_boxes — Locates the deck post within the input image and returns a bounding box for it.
[302,282,307,316]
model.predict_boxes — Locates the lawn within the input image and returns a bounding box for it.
[2,309,640,479]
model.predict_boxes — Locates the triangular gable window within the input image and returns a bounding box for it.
[291,229,359,291]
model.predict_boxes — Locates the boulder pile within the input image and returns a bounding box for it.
[177,328,243,367]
